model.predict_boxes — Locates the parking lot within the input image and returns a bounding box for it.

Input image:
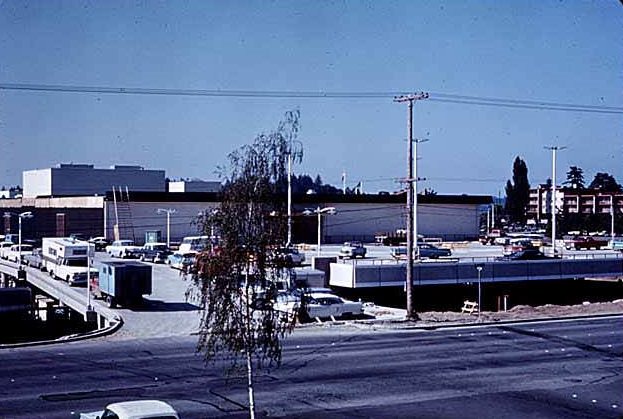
[18,241,622,340]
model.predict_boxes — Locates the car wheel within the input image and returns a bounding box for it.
[106,296,116,308]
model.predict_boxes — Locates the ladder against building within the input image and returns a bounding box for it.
[112,186,136,242]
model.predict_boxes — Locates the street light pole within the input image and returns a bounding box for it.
[545,146,566,255]
[286,140,303,246]
[317,207,321,256]
[17,211,33,272]
[611,197,616,244]
[87,242,92,311]
[304,206,336,256]
[288,153,292,245]
[413,137,429,260]
[157,208,176,248]
[476,265,483,320]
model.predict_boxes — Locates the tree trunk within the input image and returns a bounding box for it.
[246,348,256,419]
[244,265,256,419]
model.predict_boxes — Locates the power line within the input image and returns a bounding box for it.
[1,83,621,114]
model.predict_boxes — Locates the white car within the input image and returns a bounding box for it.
[105,240,143,258]
[302,292,364,320]
[80,400,179,419]
[338,241,367,259]
[3,244,33,263]
[0,241,14,259]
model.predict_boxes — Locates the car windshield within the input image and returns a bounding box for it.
[314,297,343,305]
[277,294,299,303]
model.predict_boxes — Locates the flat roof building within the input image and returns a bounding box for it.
[168,180,221,193]
[23,164,166,198]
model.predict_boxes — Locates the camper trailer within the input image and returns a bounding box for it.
[42,237,97,286]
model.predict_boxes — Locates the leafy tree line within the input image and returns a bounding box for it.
[289,174,342,195]
[564,166,622,192]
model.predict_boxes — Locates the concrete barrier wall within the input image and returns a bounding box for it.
[330,258,623,289]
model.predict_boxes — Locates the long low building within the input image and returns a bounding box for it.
[1,191,491,245]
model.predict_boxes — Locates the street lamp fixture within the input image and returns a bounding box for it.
[157,208,176,248]
[304,206,336,256]
[4,211,34,272]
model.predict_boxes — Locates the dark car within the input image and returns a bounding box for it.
[139,242,172,263]
[499,249,555,261]
[273,247,306,266]
[88,236,111,251]
[391,243,452,260]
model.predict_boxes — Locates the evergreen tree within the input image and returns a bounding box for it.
[504,156,530,224]
[564,166,585,189]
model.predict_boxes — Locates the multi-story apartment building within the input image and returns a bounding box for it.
[528,184,623,222]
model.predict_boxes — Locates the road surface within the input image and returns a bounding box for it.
[1,316,621,418]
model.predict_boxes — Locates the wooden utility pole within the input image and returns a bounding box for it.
[394,92,428,320]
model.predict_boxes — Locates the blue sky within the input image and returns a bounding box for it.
[1,0,621,195]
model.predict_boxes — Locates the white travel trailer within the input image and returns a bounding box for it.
[42,237,96,286]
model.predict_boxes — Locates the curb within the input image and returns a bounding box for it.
[0,314,124,349]
[345,311,623,331]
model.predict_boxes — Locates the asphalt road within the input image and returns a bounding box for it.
[1,316,621,419]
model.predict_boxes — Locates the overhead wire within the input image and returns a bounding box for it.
[1,83,621,114]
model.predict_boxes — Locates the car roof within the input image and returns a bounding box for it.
[307,292,342,299]
[107,400,178,419]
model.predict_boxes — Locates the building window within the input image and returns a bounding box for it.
[56,213,66,237]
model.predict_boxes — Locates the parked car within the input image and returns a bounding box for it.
[391,244,451,260]
[23,248,45,270]
[498,249,555,261]
[69,233,88,242]
[4,244,34,263]
[564,236,609,250]
[166,252,197,272]
[106,240,143,258]
[88,236,111,251]
[503,239,534,255]
[138,242,172,263]
[419,243,451,258]
[273,247,305,266]
[612,237,623,252]
[80,399,179,419]
[0,241,14,259]
[301,291,364,320]
[339,241,367,259]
